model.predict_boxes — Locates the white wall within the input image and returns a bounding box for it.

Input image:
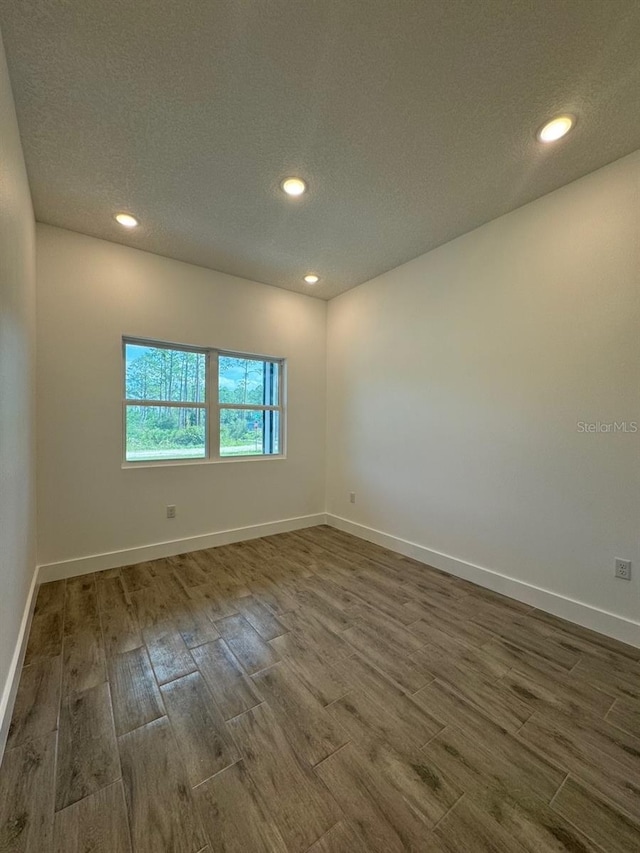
[327,151,640,634]
[37,226,326,570]
[0,29,37,741]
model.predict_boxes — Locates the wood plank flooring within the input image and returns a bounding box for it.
[2,525,640,852]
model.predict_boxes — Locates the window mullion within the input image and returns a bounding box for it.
[210,350,220,460]
[124,399,207,408]
[217,404,279,411]
[279,359,285,455]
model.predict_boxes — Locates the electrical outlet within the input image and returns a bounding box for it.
[615,558,631,580]
[166,505,176,519]
[349,492,356,504]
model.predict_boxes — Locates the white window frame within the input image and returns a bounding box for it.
[122,337,286,465]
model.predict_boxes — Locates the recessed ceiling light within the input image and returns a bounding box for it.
[304,274,319,284]
[281,177,307,197]
[115,212,139,228]
[537,115,575,143]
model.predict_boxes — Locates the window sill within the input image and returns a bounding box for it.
[121,454,287,469]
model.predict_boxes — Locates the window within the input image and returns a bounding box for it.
[124,339,284,463]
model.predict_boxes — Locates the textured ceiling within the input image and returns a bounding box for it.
[1,1,640,299]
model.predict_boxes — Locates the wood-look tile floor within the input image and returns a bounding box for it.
[2,525,640,852]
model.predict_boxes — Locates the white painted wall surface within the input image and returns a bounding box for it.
[327,151,640,625]
[36,225,326,567]
[0,29,37,737]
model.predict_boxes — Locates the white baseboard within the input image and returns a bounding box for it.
[0,565,39,761]
[327,514,640,649]
[38,513,328,583]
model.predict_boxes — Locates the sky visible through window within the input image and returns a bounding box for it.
[125,345,259,394]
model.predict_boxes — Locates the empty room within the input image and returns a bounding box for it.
[1,1,639,851]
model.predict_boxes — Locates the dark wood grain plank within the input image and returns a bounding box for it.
[108,647,164,735]
[160,672,239,786]
[330,574,419,626]
[216,614,280,674]
[185,548,217,576]
[411,625,508,680]
[229,704,340,852]
[280,608,351,662]
[306,821,369,853]
[434,795,527,853]
[503,666,613,720]
[61,574,107,699]
[301,574,361,612]
[288,584,355,635]
[61,625,107,698]
[552,775,640,853]
[120,562,155,595]
[342,624,430,693]
[191,639,262,719]
[53,780,132,853]
[55,682,120,810]
[415,678,496,738]
[426,718,565,805]
[412,644,533,733]
[33,580,65,616]
[355,566,416,603]
[416,680,565,801]
[326,688,459,815]
[143,622,197,685]
[572,656,640,702]
[168,553,208,587]
[251,662,348,765]
[481,637,569,678]
[422,727,600,852]
[6,657,61,750]
[24,610,63,665]
[97,576,143,656]
[607,696,640,738]
[119,717,206,853]
[482,639,616,718]
[315,741,451,852]
[351,603,426,653]
[248,577,299,616]
[0,733,56,852]
[161,578,221,649]
[519,709,640,819]
[532,702,640,778]
[130,582,174,632]
[269,631,351,706]
[328,687,436,763]
[193,760,288,853]
[335,653,442,746]
[467,603,580,670]
[64,576,100,636]
[187,581,239,621]
[233,595,288,641]
[529,608,640,661]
